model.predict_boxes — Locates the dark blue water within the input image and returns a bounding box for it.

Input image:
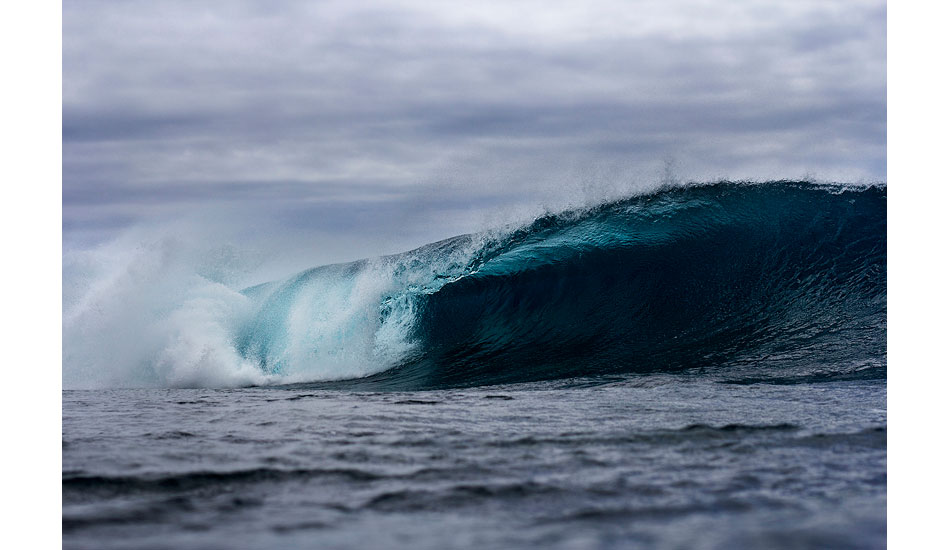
[63,182,886,548]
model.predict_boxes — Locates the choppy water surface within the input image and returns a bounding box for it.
[63,376,885,549]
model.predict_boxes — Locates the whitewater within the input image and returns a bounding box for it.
[63,181,886,549]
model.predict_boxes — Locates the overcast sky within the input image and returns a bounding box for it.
[63,0,886,263]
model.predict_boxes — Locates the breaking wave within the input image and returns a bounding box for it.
[63,181,886,389]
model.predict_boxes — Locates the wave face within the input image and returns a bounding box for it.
[232,181,885,390]
[63,181,886,389]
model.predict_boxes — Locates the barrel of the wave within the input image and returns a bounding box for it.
[394,182,886,389]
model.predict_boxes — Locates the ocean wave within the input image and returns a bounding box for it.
[63,181,885,389]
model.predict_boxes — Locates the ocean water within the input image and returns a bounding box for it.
[63,377,885,550]
[63,182,886,548]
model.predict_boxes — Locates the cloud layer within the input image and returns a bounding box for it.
[64,0,886,260]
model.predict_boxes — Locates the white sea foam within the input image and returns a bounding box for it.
[61,222,498,389]
[63,228,268,388]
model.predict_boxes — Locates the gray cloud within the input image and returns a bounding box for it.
[63,0,886,257]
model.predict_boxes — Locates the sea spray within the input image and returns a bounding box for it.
[62,232,273,388]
